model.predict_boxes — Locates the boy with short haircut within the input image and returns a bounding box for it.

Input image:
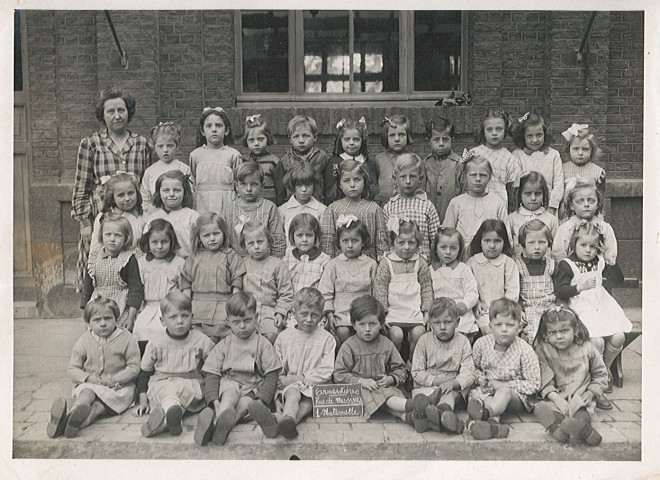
[411,297,476,434]
[248,288,336,439]
[273,115,330,206]
[467,297,541,440]
[279,163,327,250]
[383,153,441,262]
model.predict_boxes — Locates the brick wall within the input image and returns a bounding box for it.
[21,10,645,315]
[606,11,644,178]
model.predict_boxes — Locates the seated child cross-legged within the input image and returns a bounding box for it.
[134,291,215,438]
[334,296,420,428]
[195,292,282,446]
[532,307,607,446]
[411,298,477,435]
[248,288,336,439]
[47,297,140,439]
[467,298,541,440]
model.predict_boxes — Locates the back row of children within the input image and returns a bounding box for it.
[49,288,608,448]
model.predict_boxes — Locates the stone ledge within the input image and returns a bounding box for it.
[606,178,643,197]
[13,438,641,461]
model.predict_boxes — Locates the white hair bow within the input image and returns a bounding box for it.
[561,123,589,141]
[234,215,248,235]
[518,112,530,123]
[461,148,475,162]
[386,215,408,236]
[336,214,359,229]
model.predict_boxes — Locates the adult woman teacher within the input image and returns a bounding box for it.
[71,87,152,290]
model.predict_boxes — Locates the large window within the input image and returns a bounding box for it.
[236,10,466,102]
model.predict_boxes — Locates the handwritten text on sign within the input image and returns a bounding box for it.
[313,384,364,418]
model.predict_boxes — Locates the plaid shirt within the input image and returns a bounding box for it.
[282,247,330,291]
[383,191,441,262]
[320,198,389,261]
[72,129,153,226]
[412,331,476,390]
[224,197,286,259]
[472,334,540,396]
[470,144,521,209]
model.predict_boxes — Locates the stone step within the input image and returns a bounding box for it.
[13,301,39,319]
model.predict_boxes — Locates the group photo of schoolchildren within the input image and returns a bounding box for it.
[44,85,635,450]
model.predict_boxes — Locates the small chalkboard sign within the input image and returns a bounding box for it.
[312,384,364,418]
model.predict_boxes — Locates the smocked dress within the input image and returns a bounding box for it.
[140,159,192,214]
[202,330,281,398]
[512,147,565,210]
[88,209,145,269]
[469,144,522,209]
[534,341,609,416]
[515,256,556,344]
[556,255,632,337]
[334,335,407,418]
[189,144,243,215]
[243,256,294,335]
[134,256,186,342]
[430,261,479,334]
[68,327,140,414]
[274,326,336,399]
[466,253,520,329]
[141,329,215,412]
[181,249,246,338]
[505,206,558,257]
[144,207,200,259]
[318,254,378,328]
[84,249,143,325]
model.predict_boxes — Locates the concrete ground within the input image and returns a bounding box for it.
[12,309,642,461]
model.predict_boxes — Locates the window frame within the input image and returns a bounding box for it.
[234,10,468,104]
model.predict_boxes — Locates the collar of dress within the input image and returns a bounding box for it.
[292,246,322,261]
[518,206,546,216]
[337,253,367,261]
[390,190,427,201]
[339,152,365,163]
[473,252,506,267]
[388,252,419,263]
[522,146,550,155]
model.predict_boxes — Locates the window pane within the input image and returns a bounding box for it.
[242,11,289,93]
[414,11,462,92]
[303,11,349,93]
[353,11,399,93]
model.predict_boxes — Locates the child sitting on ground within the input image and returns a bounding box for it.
[248,288,336,439]
[134,291,215,438]
[467,298,541,440]
[47,297,140,439]
[411,297,476,434]
[195,292,282,446]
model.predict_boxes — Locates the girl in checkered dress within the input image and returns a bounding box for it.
[514,220,557,344]
[82,213,144,332]
[468,110,521,212]
[558,123,606,223]
[282,213,331,292]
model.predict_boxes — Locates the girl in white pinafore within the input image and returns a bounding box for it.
[373,217,434,358]
[553,222,631,410]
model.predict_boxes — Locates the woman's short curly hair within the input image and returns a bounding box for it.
[95,87,136,124]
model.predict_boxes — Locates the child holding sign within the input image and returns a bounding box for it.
[248,288,336,439]
[334,296,413,422]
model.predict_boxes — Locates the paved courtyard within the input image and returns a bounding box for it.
[13,310,642,461]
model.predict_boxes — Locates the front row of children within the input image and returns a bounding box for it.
[48,289,607,447]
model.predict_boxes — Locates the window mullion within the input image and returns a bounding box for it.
[349,11,355,94]
[293,11,303,94]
